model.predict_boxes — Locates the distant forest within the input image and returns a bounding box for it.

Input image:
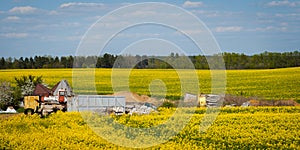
[1,51,300,69]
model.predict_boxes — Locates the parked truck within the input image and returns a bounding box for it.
[23,89,67,117]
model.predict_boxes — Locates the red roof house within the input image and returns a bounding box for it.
[33,84,51,101]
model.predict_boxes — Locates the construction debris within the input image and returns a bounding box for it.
[0,106,17,114]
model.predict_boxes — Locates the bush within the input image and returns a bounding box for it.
[159,101,175,108]
[16,107,25,113]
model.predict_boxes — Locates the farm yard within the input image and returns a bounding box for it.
[1,107,300,149]
[0,67,299,100]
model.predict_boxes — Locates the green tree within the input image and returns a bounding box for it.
[61,56,67,68]
[14,75,43,98]
[0,57,6,69]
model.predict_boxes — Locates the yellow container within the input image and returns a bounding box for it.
[24,96,39,110]
[198,95,206,107]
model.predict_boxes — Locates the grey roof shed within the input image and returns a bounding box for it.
[51,80,73,97]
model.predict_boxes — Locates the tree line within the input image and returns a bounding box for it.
[0,51,300,69]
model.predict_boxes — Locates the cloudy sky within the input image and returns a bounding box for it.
[0,0,299,57]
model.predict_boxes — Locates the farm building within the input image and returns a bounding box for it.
[33,84,51,102]
[23,80,73,115]
[32,80,73,101]
[26,79,74,104]
[51,80,74,97]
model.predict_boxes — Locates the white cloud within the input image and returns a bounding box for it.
[9,6,38,14]
[3,16,21,21]
[275,13,300,17]
[60,2,104,9]
[280,22,288,26]
[183,1,204,8]
[215,26,243,32]
[266,0,300,7]
[191,10,219,17]
[66,35,82,41]
[31,22,81,30]
[0,33,28,38]
[176,29,204,35]
[125,10,157,17]
[248,26,287,32]
[117,33,161,38]
[121,2,132,6]
[48,10,59,15]
[192,10,243,18]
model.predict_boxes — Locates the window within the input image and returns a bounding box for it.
[59,91,65,96]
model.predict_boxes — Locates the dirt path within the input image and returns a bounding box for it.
[0,113,20,120]
[113,91,164,106]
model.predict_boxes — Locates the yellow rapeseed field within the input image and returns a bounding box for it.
[1,107,300,149]
[0,67,299,100]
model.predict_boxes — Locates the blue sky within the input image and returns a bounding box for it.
[0,0,299,57]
